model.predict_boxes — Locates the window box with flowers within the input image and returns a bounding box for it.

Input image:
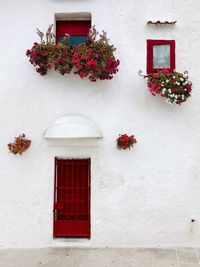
[26,25,120,82]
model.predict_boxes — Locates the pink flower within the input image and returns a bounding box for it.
[31,51,38,59]
[81,55,87,60]
[86,59,97,71]
[79,71,87,78]
[47,63,52,69]
[73,52,79,58]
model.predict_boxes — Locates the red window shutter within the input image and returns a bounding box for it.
[56,20,91,44]
[147,39,175,74]
[53,158,91,238]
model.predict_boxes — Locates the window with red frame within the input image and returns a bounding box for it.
[55,12,91,46]
[53,158,91,238]
[147,40,175,74]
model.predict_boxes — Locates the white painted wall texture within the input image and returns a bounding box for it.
[0,0,200,248]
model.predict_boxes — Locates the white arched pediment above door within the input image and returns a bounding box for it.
[43,114,103,146]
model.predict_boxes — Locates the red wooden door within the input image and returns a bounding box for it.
[53,158,91,238]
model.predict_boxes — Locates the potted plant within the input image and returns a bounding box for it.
[117,134,137,150]
[8,134,31,155]
[139,69,192,105]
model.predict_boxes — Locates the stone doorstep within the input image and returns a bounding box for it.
[0,248,199,267]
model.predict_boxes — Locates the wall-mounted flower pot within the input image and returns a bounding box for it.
[8,134,31,155]
[117,134,137,150]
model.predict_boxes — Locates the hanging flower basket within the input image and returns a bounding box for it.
[26,25,120,81]
[117,134,137,150]
[8,134,31,155]
[139,69,192,105]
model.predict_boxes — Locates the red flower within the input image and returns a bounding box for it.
[161,68,170,73]
[86,59,97,71]
[73,52,79,58]
[81,55,87,60]
[171,88,179,93]
[31,51,38,59]
[46,63,52,69]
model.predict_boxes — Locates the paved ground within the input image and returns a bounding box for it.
[0,248,200,267]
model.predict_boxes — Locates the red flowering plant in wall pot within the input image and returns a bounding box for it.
[72,26,120,81]
[139,69,192,105]
[26,25,73,76]
[7,134,31,155]
[117,134,137,150]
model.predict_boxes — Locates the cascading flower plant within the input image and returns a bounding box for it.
[139,69,192,105]
[7,134,31,155]
[26,42,54,76]
[52,44,73,75]
[26,25,73,76]
[72,26,120,81]
[117,134,137,150]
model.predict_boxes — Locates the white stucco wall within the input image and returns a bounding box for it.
[0,0,200,248]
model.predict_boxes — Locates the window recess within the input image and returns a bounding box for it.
[55,12,92,45]
[147,39,175,74]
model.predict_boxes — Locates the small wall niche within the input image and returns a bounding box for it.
[55,12,92,45]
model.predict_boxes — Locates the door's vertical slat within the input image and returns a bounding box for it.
[76,161,79,216]
[53,158,57,224]
[66,159,69,218]
[71,160,76,216]
[87,157,91,233]
[83,161,86,215]
[59,160,63,214]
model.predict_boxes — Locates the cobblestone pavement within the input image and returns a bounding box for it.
[0,248,200,267]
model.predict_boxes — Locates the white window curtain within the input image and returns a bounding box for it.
[153,45,170,69]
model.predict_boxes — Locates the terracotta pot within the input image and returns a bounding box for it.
[24,140,31,149]
[18,139,31,154]
[120,144,129,150]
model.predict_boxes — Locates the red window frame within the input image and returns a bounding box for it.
[53,158,91,238]
[147,39,175,74]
